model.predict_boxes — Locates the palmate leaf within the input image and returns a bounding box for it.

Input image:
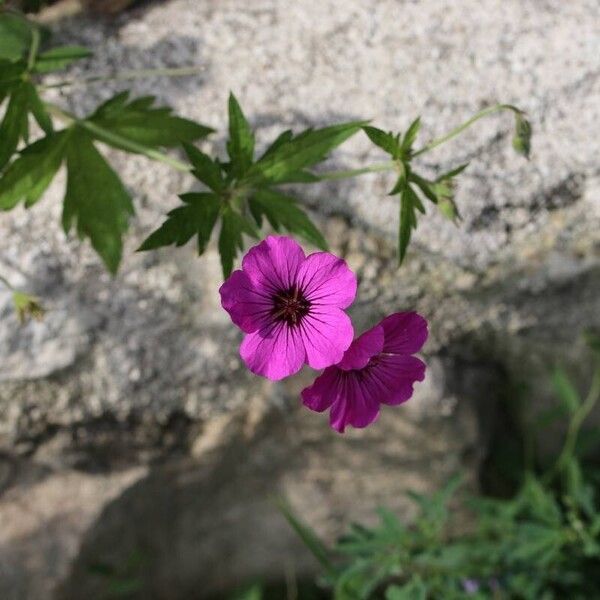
[244,120,366,184]
[88,92,213,151]
[62,128,134,274]
[0,131,67,209]
[249,188,327,250]
[138,192,220,255]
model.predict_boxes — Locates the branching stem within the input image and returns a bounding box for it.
[412,104,521,157]
[43,102,192,173]
[38,65,206,91]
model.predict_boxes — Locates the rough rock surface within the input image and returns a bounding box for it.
[0,0,599,598]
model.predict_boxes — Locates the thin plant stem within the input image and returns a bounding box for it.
[38,65,207,91]
[43,102,192,173]
[315,160,396,181]
[313,104,521,182]
[552,365,600,478]
[27,26,41,71]
[412,104,521,157]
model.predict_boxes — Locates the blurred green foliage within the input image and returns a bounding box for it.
[274,341,600,600]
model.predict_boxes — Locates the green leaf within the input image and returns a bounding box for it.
[401,117,421,153]
[249,188,327,250]
[227,92,255,177]
[410,173,438,204]
[398,185,421,264]
[62,128,134,273]
[34,45,92,73]
[138,192,220,255]
[89,92,213,151]
[513,112,532,158]
[0,83,29,170]
[438,162,469,180]
[552,367,581,414]
[25,82,53,134]
[259,129,293,160]
[0,131,67,209]
[218,207,259,278]
[362,126,401,157]
[245,121,365,184]
[0,60,26,97]
[0,13,32,61]
[386,577,428,600]
[183,143,224,192]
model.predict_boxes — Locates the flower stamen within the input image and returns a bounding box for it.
[271,285,311,326]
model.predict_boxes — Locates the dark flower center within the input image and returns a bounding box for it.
[271,285,311,326]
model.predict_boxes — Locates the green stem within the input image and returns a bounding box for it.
[412,104,521,157]
[27,26,41,71]
[38,65,206,91]
[313,104,521,182]
[44,103,192,173]
[547,364,600,482]
[315,160,396,181]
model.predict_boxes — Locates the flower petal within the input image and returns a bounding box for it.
[301,367,340,412]
[242,235,305,292]
[380,312,428,355]
[327,374,380,433]
[296,252,357,309]
[338,324,384,371]
[369,355,426,405]
[299,306,354,370]
[219,269,272,333]
[240,323,306,380]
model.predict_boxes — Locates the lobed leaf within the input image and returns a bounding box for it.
[0,131,67,210]
[249,188,327,250]
[362,125,401,158]
[398,185,422,265]
[138,192,220,255]
[183,143,225,192]
[62,128,134,273]
[0,83,29,170]
[245,121,365,184]
[89,91,213,151]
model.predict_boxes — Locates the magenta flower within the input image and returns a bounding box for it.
[219,235,357,381]
[301,312,428,432]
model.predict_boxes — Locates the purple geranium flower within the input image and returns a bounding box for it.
[301,312,428,432]
[219,235,357,381]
